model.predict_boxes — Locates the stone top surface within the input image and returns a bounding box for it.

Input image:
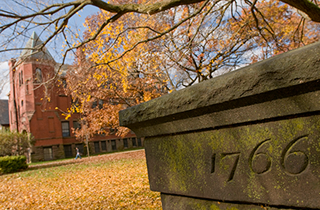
[120,41,320,127]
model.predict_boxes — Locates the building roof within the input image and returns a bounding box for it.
[0,100,9,126]
[20,31,55,61]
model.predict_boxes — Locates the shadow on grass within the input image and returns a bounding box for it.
[27,147,144,171]
[27,159,84,171]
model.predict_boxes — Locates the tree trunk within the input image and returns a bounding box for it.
[86,134,90,158]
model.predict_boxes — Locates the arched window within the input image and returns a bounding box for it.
[20,70,23,85]
[18,72,21,86]
[26,80,29,94]
[34,68,42,83]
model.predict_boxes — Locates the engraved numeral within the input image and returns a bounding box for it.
[211,153,216,174]
[221,152,240,182]
[210,135,310,182]
[281,135,309,175]
[211,152,240,182]
[249,139,272,174]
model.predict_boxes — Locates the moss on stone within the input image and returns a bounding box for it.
[147,115,320,208]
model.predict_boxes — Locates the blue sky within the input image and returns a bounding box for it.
[0,61,9,99]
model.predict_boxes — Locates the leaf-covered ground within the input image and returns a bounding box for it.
[0,150,162,209]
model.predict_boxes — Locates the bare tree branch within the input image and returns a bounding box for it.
[281,0,320,22]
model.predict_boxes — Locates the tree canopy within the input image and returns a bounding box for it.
[0,0,319,136]
[0,0,319,63]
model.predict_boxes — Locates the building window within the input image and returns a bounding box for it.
[98,100,103,109]
[18,71,23,86]
[91,99,104,109]
[94,142,100,153]
[61,121,70,137]
[21,100,23,107]
[35,68,42,83]
[21,71,23,85]
[137,138,142,146]
[62,79,67,88]
[92,100,97,108]
[101,141,106,151]
[123,138,128,148]
[64,145,72,158]
[132,138,137,147]
[111,140,116,151]
[26,80,29,94]
[19,72,21,86]
[73,121,81,130]
[43,147,53,160]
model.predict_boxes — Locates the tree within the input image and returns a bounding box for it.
[149,3,256,89]
[0,0,319,137]
[66,44,166,137]
[0,128,34,157]
[64,0,318,138]
[232,1,320,62]
[72,0,319,87]
[62,4,169,137]
[21,1,320,133]
[0,0,319,65]
[163,0,320,87]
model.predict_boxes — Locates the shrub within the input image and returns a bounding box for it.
[0,156,28,174]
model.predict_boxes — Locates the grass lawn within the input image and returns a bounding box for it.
[0,150,162,209]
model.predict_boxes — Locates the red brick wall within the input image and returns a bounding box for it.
[9,58,139,162]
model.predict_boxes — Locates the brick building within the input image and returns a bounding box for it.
[8,32,142,162]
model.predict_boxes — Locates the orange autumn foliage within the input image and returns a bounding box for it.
[66,11,167,137]
[66,0,319,138]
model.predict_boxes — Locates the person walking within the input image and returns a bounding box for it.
[75,147,81,159]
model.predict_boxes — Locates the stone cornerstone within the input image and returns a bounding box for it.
[119,41,320,210]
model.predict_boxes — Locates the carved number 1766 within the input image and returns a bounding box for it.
[211,136,309,182]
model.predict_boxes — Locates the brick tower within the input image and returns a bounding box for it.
[8,32,140,162]
[7,32,78,161]
[8,32,56,133]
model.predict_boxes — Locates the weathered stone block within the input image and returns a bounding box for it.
[119,41,320,209]
[161,194,294,210]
